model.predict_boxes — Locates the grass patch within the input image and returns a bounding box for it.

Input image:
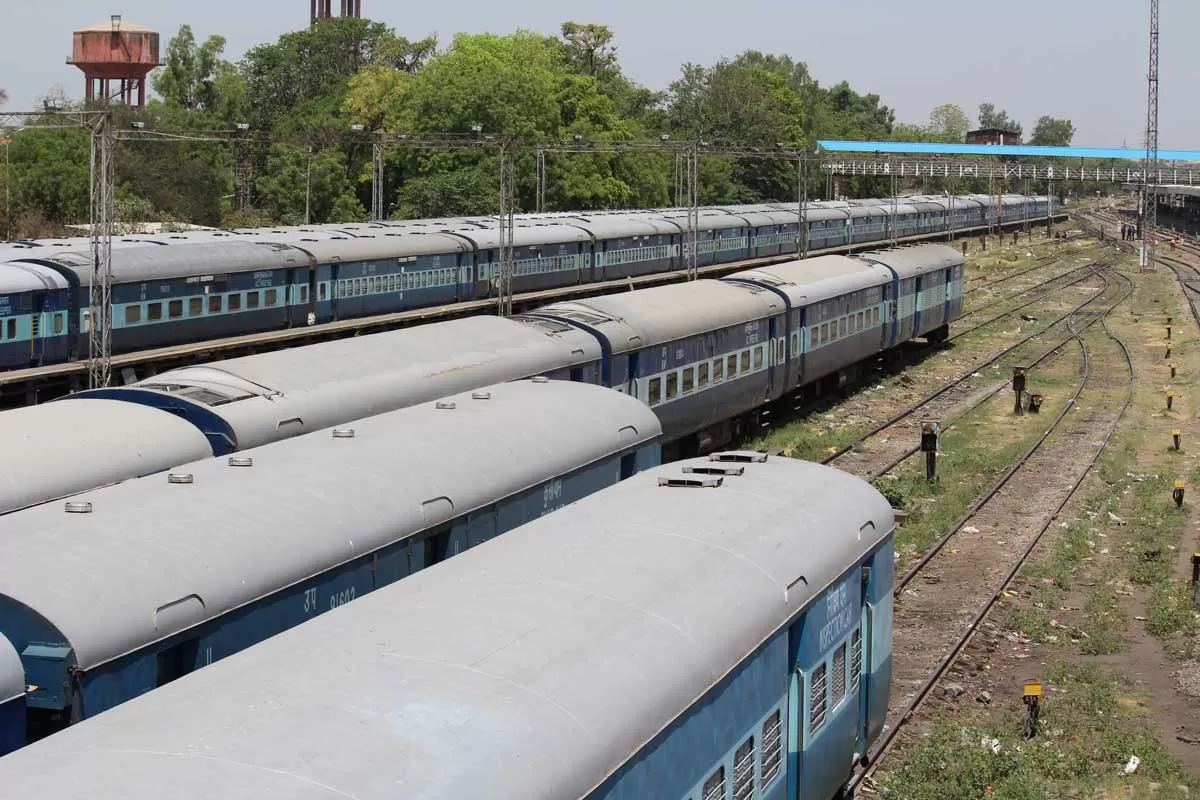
[880,663,1200,800]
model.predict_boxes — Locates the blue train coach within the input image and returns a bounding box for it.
[0,636,23,756]
[0,379,661,746]
[0,453,895,799]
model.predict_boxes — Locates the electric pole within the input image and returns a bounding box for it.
[1141,0,1160,272]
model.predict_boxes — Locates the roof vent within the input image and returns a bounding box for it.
[531,376,550,384]
[471,391,492,400]
[658,476,724,489]
[332,428,356,439]
[228,456,254,467]
[65,501,93,514]
[683,465,745,477]
[167,473,194,484]
[435,401,457,410]
[709,451,768,464]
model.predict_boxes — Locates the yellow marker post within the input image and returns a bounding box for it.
[1174,479,1186,509]
[1021,681,1043,740]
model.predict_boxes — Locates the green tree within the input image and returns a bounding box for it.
[255,145,365,224]
[822,82,895,140]
[153,25,240,113]
[241,18,435,132]
[928,103,969,142]
[977,102,1022,137]
[8,129,90,226]
[1028,115,1076,147]
[559,22,618,79]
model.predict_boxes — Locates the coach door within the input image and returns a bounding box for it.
[29,291,48,366]
[786,620,806,800]
[943,267,953,324]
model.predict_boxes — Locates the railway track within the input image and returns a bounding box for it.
[848,270,1135,791]
[962,233,1086,299]
[818,263,1111,471]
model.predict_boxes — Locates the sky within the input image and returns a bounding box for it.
[0,0,1193,149]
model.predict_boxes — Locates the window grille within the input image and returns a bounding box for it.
[733,737,755,800]
[810,663,828,732]
[761,710,782,786]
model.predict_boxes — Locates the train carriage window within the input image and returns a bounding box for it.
[247,291,260,310]
[228,294,242,312]
[809,662,828,733]
[727,354,738,378]
[702,766,726,800]
[839,318,847,337]
[732,737,755,800]
[5,319,13,340]
[189,297,203,316]
[850,628,863,690]
[168,300,184,320]
[682,367,694,394]
[761,710,783,786]
[319,283,327,301]
[300,286,309,305]
[753,347,764,371]
[873,307,880,326]
[810,326,819,349]
[266,289,278,307]
[698,362,709,388]
[125,305,141,325]
[648,377,662,406]
[53,314,64,335]
[832,644,847,705]
[820,323,829,343]
[666,372,678,400]
[148,302,163,321]
[740,350,751,373]
[857,311,865,330]
[712,358,724,384]
[791,332,800,354]
[209,295,223,314]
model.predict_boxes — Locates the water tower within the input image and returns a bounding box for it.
[68,15,161,107]
[312,0,361,26]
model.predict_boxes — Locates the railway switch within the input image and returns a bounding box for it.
[1028,392,1044,413]
[1168,391,1176,411]
[920,421,939,482]
[1012,367,1028,415]
[1174,479,1186,508]
[1173,429,1183,451]
[1021,681,1042,741]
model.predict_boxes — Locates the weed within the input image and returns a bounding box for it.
[881,663,1200,799]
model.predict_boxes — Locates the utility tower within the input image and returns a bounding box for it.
[312,0,361,25]
[1141,0,1160,272]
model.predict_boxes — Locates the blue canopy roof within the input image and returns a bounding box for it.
[817,140,1200,162]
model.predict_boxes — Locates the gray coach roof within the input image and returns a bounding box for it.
[0,379,660,674]
[11,240,306,286]
[0,456,892,800]
[0,400,212,516]
[0,636,22,706]
[860,243,965,279]
[726,253,891,305]
[535,279,782,354]
[103,315,601,450]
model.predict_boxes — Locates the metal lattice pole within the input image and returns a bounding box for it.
[1141,0,1160,271]
[889,169,899,248]
[796,155,806,258]
[371,135,385,222]
[88,115,114,389]
[535,148,546,214]
[497,140,516,316]
[687,143,699,280]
